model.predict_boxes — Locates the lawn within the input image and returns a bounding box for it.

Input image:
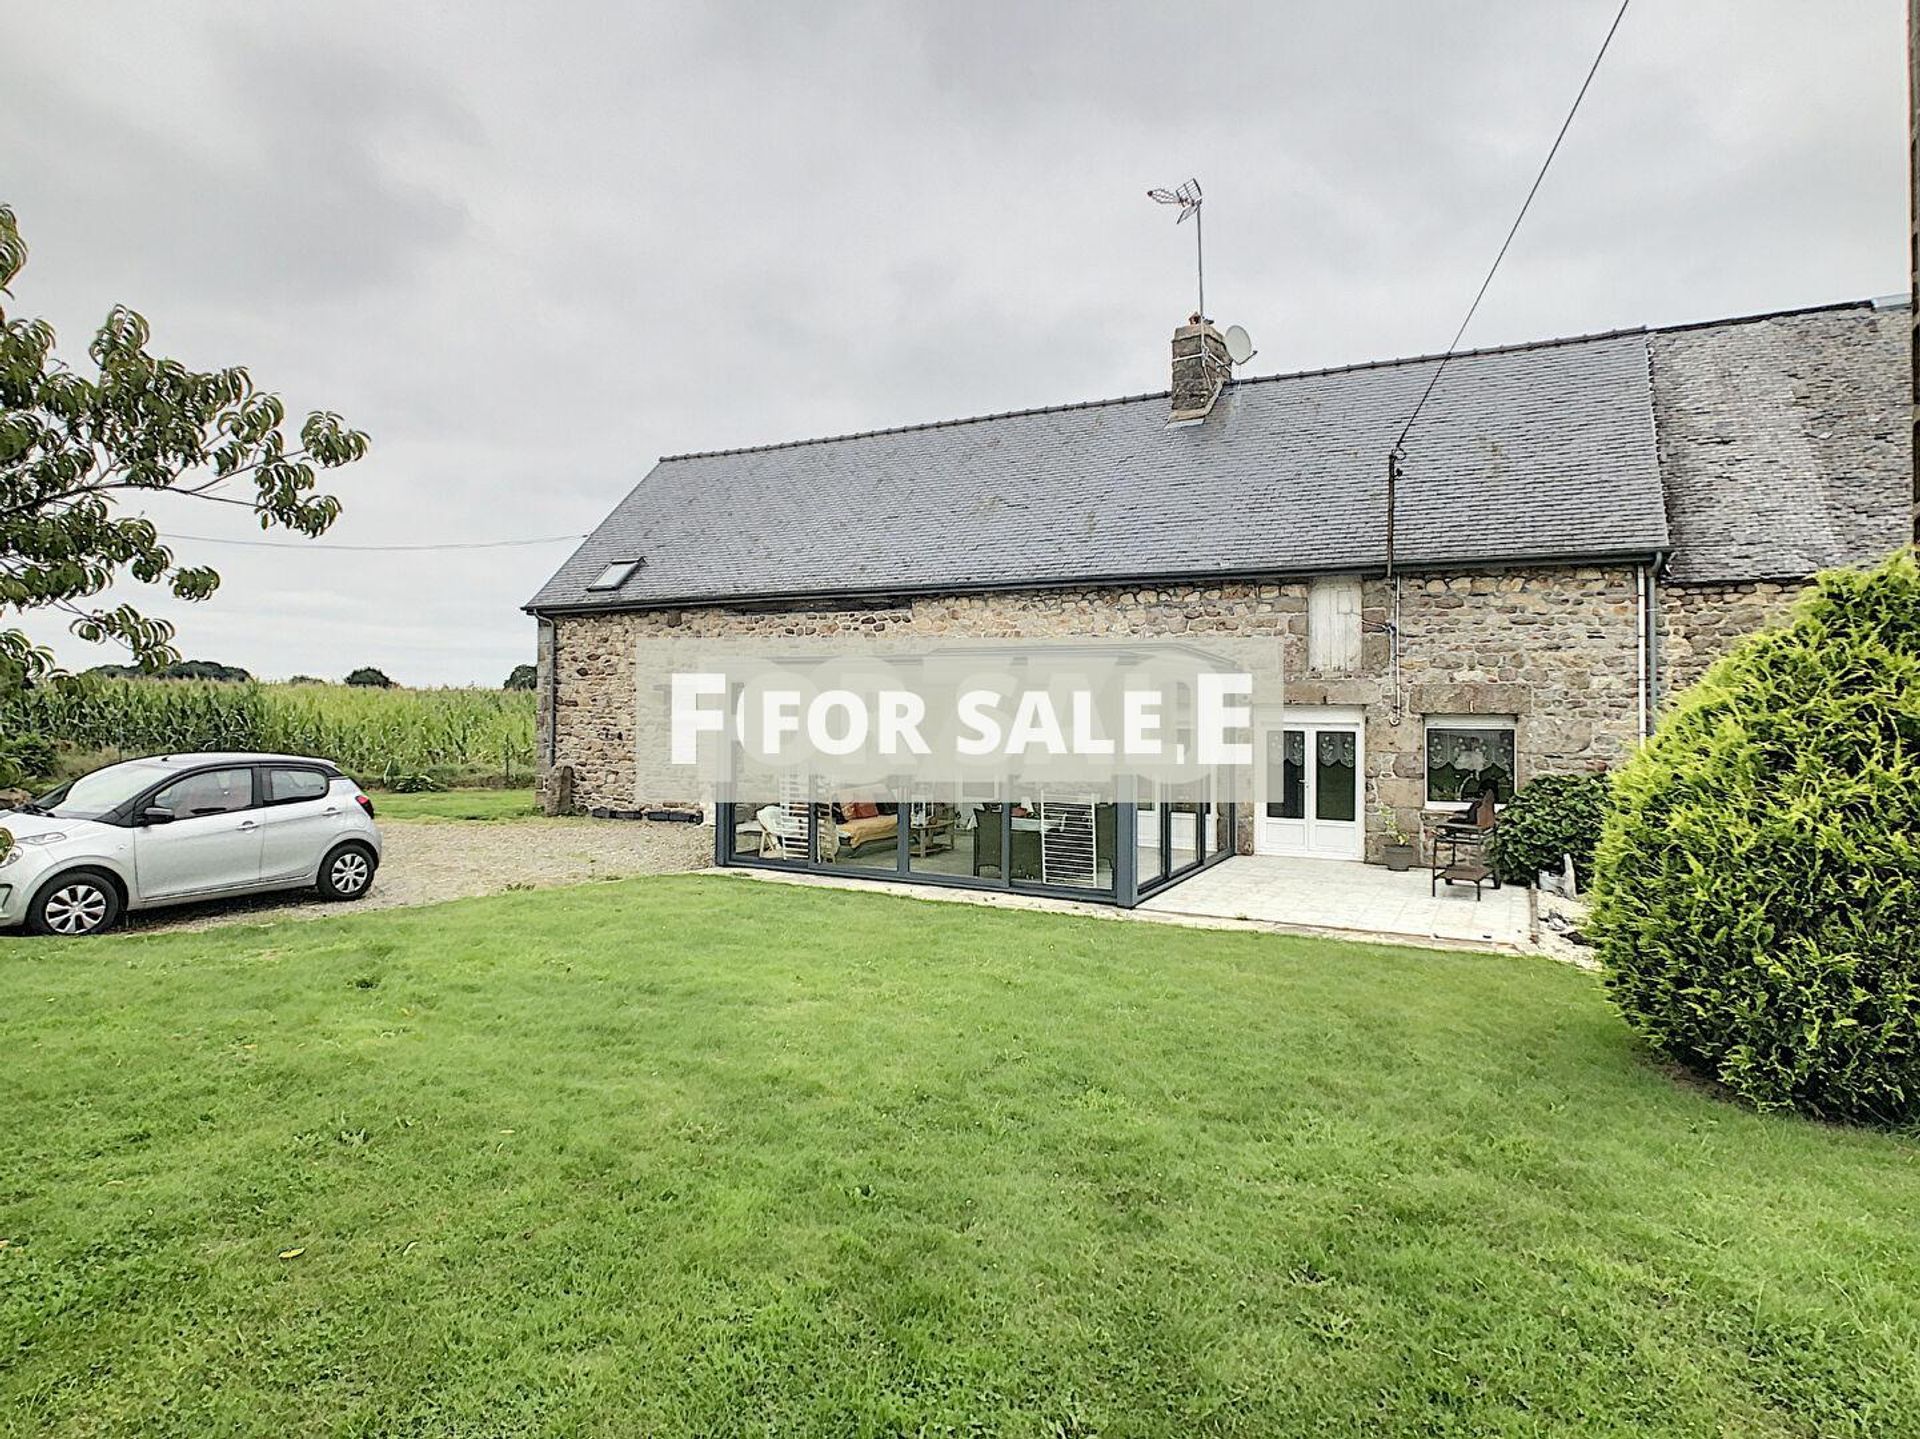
[2,879,1916,1436]
[365,786,541,821]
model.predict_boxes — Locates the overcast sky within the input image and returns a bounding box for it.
[3,1,1906,686]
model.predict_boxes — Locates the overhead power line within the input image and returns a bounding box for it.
[1393,0,1632,452]
[165,532,588,553]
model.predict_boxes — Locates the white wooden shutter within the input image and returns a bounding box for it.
[1308,577,1362,674]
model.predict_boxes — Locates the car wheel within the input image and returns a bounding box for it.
[317,842,377,901]
[27,869,124,937]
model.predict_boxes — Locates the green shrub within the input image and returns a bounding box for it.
[1488,772,1612,886]
[379,765,447,794]
[0,731,57,788]
[1591,551,1920,1123]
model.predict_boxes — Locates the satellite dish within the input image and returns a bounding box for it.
[1222,324,1256,365]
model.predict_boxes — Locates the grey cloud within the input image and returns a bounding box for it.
[0,12,471,307]
[4,0,1905,685]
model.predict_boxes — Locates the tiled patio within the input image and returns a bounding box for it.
[1138,855,1532,950]
[717,851,1537,954]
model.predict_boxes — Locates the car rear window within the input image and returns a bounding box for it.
[266,768,330,804]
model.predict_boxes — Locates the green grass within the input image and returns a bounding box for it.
[2,879,1917,1437]
[366,786,541,821]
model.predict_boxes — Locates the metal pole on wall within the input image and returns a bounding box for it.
[1385,447,1403,726]
[1385,448,1399,581]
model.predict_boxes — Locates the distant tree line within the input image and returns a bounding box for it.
[71,660,540,690]
[86,659,252,682]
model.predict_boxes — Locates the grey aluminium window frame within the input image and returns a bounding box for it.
[708,658,1241,905]
[714,786,1236,909]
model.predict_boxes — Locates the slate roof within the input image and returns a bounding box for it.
[1652,303,1910,583]
[527,300,1907,613]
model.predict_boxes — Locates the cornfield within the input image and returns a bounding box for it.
[0,678,537,787]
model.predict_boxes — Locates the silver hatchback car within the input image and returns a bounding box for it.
[0,753,383,936]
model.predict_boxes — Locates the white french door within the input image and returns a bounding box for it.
[1256,713,1364,860]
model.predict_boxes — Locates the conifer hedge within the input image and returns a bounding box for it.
[1591,550,1920,1122]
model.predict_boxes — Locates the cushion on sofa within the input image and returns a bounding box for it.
[837,813,898,848]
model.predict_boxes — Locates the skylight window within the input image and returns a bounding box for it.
[586,559,642,592]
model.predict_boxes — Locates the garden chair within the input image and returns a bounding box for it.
[1429,789,1500,898]
[756,804,838,862]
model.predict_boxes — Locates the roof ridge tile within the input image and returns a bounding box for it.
[658,298,1882,463]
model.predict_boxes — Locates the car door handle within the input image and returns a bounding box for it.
[236,820,258,831]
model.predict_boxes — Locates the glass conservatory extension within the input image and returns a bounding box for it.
[714,776,1238,908]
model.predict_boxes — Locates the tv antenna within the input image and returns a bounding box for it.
[1147,177,1205,319]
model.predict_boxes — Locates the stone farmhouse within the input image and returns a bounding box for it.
[526,299,1911,906]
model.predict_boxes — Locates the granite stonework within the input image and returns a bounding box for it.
[1657,580,1806,695]
[539,564,1699,861]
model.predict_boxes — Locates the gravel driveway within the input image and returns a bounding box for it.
[123,818,713,934]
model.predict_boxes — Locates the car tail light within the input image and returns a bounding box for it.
[355,794,376,819]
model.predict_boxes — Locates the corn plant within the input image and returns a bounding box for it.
[0,678,536,785]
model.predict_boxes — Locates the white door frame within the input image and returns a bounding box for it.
[1255,707,1366,860]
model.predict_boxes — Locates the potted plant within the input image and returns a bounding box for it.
[1377,806,1416,871]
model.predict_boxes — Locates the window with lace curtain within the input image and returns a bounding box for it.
[1424,717,1517,804]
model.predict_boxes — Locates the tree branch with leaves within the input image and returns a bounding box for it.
[0,203,369,693]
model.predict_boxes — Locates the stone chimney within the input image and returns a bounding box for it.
[1170,314,1231,422]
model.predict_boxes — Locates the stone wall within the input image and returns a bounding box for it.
[1350,567,1644,859]
[542,579,1302,816]
[541,564,1653,862]
[1657,580,1804,698]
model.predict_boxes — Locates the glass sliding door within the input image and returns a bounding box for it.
[815,776,904,875]
[1167,782,1201,873]
[991,788,1114,896]
[731,778,813,865]
[1137,784,1167,890]
[723,773,1128,905]
[906,783,989,884]
[1213,795,1236,858]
